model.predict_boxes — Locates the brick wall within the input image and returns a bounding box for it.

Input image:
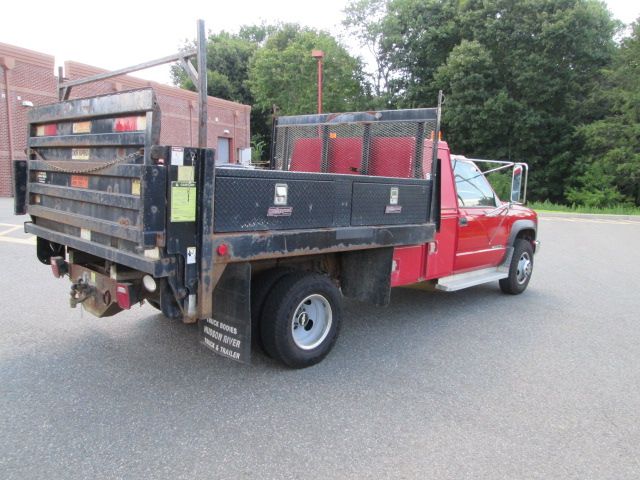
[0,43,251,197]
[0,43,57,197]
[65,62,251,155]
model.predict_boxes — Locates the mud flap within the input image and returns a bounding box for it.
[340,247,394,306]
[199,262,252,364]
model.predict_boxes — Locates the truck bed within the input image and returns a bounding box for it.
[14,89,436,279]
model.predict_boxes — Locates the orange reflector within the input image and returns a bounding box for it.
[70,175,89,189]
[114,115,147,132]
[73,121,92,134]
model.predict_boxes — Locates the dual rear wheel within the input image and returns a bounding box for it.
[252,270,342,369]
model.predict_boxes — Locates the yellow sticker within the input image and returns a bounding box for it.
[170,182,196,222]
[73,121,91,134]
[90,271,96,284]
[177,166,194,182]
[131,179,141,196]
[72,148,90,160]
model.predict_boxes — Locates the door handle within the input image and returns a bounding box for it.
[459,217,468,227]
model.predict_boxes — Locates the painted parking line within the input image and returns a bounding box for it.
[539,217,639,225]
[0,225,23,236]
[0,222,36,246]
[0,235,36,246]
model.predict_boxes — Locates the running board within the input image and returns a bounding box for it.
[436,267,508,292]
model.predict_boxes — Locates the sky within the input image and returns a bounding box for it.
[1,0,638,85]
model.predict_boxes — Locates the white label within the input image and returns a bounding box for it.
[171,147,184,166]
[80,228,91,240]
[390,187,399,205]
[186,247,196,264]
[72,148,90,160]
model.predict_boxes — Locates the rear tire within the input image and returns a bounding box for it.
[260,272,342,368]
[251,267,294,354]
[500,239,534,295]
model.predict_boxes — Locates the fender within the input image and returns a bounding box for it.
[507,219,537,247]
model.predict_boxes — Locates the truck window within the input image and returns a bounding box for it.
[453,160,497,207]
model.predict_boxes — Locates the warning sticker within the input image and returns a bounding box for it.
[171,147,184,166]
[170,181,196,222]
[72,148,90,160]
[186,247,196,264]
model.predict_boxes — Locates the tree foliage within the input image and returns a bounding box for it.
[381,0,619,201]
[172,3,639,206]
[343,0,392,106]
[248,24,366,115]
[568,19,640,206]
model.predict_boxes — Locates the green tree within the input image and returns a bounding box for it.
[383,0,618,201]
[343,0,393,106]
[248,24,366,115]
[172,31,256,104]
[172,30,271,158]
[568,18,640,206]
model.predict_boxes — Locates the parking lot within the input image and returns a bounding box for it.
[1,197,639,479]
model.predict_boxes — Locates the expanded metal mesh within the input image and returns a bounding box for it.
[273,117,438,179]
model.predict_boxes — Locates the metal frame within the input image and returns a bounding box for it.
[451,155,529,204]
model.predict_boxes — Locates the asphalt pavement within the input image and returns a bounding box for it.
[1,197,639,479]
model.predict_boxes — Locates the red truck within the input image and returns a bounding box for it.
[13,92,539,369]
[12,33,539,368]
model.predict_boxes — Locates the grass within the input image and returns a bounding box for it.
[528,200,640,216]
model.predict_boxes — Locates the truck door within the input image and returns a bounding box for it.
[452,160,508,271]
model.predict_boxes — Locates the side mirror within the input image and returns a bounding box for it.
[510,165,523,204]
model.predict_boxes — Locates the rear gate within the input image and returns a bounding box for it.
[18,89,167,265]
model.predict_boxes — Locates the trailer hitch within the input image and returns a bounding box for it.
[70,278,95,308]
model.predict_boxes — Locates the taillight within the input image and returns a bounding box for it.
[50,256,68,278]
[116,283,133,309]
[35,124,57,136]
[114,116,147,132]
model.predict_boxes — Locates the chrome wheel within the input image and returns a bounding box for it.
[291,294,332,350]
[516,252,532,285]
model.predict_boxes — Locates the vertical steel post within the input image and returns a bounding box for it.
[317,58,323,114]
[312,50,324,114]
[197,19,208,148]
[429,91,444,229]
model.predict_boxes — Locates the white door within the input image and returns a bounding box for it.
[217,137,230,164]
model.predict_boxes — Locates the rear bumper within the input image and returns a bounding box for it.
[25,222,174,277]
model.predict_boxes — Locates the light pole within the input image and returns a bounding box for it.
[311,49,324,114]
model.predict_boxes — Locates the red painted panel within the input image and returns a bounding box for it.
[290,138,322,172]
[328,137,362,174]
[369,137,415,178]
[391,245,426,286]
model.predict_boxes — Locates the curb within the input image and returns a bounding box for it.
[537,211,640,222]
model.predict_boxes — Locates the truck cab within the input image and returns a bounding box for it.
[390,144,538,294]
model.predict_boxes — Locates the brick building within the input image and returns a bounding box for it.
[0,42,251,197]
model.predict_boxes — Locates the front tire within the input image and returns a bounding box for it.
[500,239,534,294]
[260,272,342,368]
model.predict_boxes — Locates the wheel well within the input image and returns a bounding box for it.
[515,228,536,243]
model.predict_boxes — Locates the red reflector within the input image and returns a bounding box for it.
[50,256,67,278]
[36,124,58,136]
[116,283,132,309]
[217,244,229,256]
[114,116,146,132]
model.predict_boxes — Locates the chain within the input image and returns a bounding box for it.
[29,148,143,174]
